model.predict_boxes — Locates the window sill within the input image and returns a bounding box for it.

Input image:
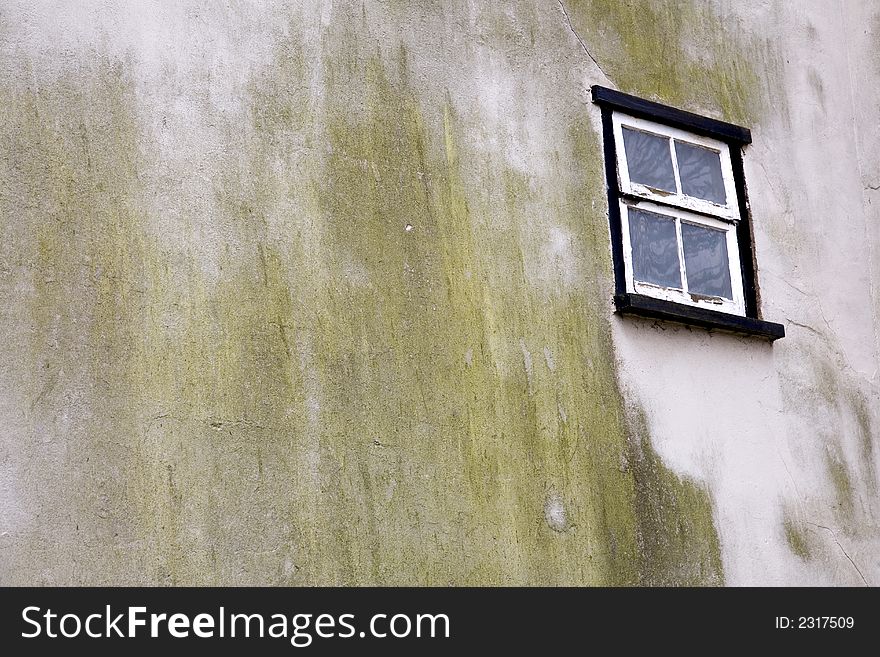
[614,293,785,341]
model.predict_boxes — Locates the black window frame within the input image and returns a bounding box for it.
[592,85,785,341]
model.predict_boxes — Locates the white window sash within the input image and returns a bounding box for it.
[619,199,746,316]
[612,112,739,222]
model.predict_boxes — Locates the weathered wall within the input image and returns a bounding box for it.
[0,0,876,585]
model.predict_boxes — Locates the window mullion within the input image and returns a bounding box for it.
[675,218,688,294]
[668,137,682,195]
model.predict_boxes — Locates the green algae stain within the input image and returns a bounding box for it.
[825,450,855,521]
[3,53,314,584]
[564,0,770,125]
[2,60,170,582]
[783,513,812,561]
[847,389,876,491]
[276,39,726,584]
[625,410,724,585]
[778,352,876,552]
[4,5,728,586]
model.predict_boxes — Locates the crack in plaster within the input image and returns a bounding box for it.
[806,521,869,586]
[556,0,612,84]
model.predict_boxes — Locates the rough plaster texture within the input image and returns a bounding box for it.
[0,0,876,585]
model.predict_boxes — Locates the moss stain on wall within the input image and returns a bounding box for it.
[0,2,743,585]
[2,60,163,582]
[564,0,773,124]
[775,344,878,575]
[783,512,813,561]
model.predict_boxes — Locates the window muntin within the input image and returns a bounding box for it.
[619,200,745,315]
[612,113,738,221]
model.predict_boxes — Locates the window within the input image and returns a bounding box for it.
[592,86,784,340]
[615,113,744,315]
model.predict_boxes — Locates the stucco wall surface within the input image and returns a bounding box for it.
[0,0,876,585]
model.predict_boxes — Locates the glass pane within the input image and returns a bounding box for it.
[674,141,726,204]
[622,127,676,193]
[681,223,733,299]
[628,209,682,289]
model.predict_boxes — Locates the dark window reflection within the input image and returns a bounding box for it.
[681,223,732,298]
[622,127,676,193]
[675,141,726,204]
[628,209,682,289]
